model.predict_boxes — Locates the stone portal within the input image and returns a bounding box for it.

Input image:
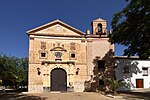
[51,68,67,91]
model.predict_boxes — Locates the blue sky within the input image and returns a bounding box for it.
[0,0,127,57]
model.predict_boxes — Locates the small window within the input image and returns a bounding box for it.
[41,53,46,57]
[99,80,104,85]
[39,50,47,59]
[70,52,76,60]
[123,66,130,73]
[98,60,105,69]
[71,54,75,58]
[142,67,148,76]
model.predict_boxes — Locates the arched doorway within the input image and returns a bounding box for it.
[51,68,67,91]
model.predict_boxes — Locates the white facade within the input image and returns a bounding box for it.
[115,57,150,91]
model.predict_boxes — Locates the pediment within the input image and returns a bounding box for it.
[27,19,84,37]
[93,18,106,22]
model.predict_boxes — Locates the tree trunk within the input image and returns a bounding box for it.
[114,90,118,96]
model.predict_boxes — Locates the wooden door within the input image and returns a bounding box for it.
[51,68,67,91]
[136,79,143,88]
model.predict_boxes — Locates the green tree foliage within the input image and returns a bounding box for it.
[104,78,125,96]
[0,53,28,88]
[109,0,150,59]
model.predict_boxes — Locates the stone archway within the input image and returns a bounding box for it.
[51,68,67,91]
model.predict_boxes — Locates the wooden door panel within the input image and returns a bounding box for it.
[59,69,67,91]
[51,68,67,91]
[136,79,143,88]
[51,69,59,91]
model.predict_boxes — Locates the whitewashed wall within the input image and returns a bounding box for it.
[115,58,150,91]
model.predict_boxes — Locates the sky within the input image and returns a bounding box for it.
[0,0,128,58]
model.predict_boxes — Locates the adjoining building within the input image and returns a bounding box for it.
[26,18,114,92]
[115,56,150,91]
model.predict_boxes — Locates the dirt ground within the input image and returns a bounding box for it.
[0,91,150,100]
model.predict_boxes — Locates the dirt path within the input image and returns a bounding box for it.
[0,92,120,100]
[1,92,150,100]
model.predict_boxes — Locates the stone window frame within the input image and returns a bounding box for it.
[39,50,48,59]
[142,67,148,76]
[41,52,46,57]
[69,51,76,60]
[71,54,75,58]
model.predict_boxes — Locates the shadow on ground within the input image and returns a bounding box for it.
[0,93,47,100]
[120,91,150,100]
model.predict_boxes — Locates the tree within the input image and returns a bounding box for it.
[0,54,18,86]
[0,53,28,89]
[15,57,28,88]
[109,0,150,59]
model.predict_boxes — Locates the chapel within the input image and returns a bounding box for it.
[27,18,114,92]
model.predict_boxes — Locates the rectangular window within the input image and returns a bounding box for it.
[69,52,76,60]
[41,53,46,57]
[39,50,47,59]
[98,60,105,69]
[123,66,130,73]
[99,80,104,85]
[142,67,148,76]
[71,54,75,58]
